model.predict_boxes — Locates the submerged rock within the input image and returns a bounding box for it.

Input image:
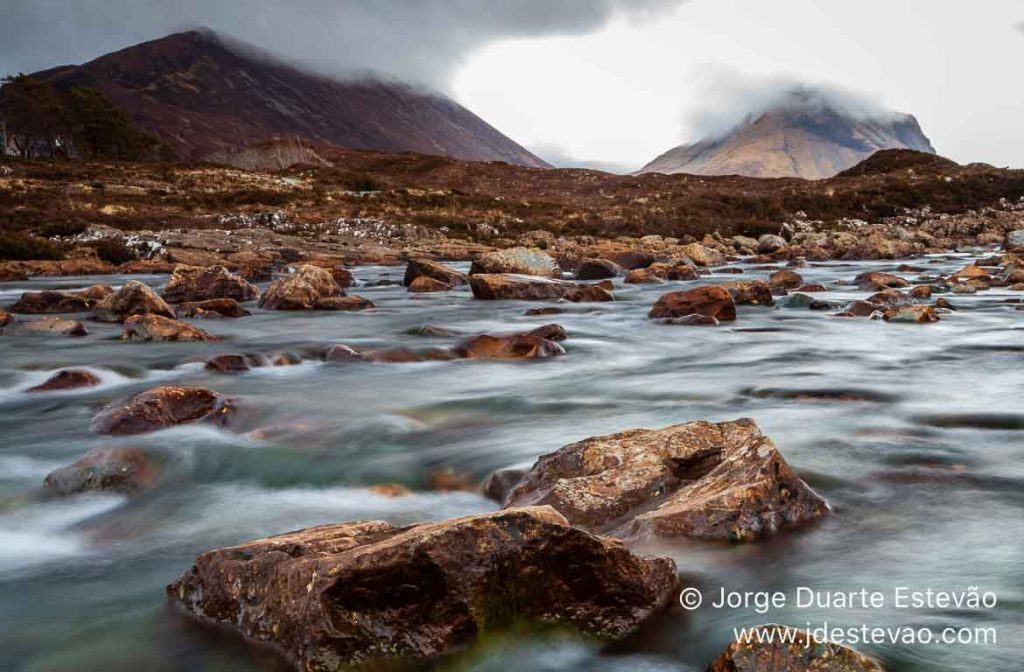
[121,314,218,342]
[649,286,736,322]
[43,445,161,496]
[707,625,884,672]
[27,369,100,393]
[258,265,343,310]
[6,316,88,337]
[166,507,677,669]
[92,281,175,323]
[852,271,909,291]
[91,386,233,436]
[404,259,467,286]
[161,265,259,303]
[9,290,94,314]
[452,332,565,360]
[469,247,560,278]
[470,274,613,302]
[175,298,251,319]
[503,418,829,542]
[883,305,940,323]
[205,353,267,373]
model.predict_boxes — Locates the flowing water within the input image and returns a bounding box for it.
[1,256,1022,671]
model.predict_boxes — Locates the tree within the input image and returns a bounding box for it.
[0,75,70,157]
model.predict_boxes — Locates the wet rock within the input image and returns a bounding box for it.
[1004,229,1024,253]
[841,300,884,317]
[7,317,88,337]
[0,308,11,328]
[268,351,302,366]
[707,625,884,672]
[731,235,759,252]
[524,307,566,316]
[680,243,726,267]
[469,247,560,278]
[625,261,698,284]
[403,259,466,287]
[92,280,175,323]
[575,258,622,280]
[324,344,364,362]
[176,298,251,319]
[768,270,803,290]
[649,286,736,322]
[662,314,719,326]
[205,353,266,373]
[934,297,956,310]
[482,467,529,502]
[796,284,826,293]
[314,295,375,311]
[363,348,457,363]
[43,445,161,496]
[713,266,744,274]
[852,271,909,291]
[951,264,990,281]
[92,386,233,436]
[867,289,911,307]
[605,250,656,270]
[504,418,828,542]
[258,265,343,310]
[721,280,774,306]
[407,276,452,293]
[427,468,477,493]
[526,323,568,342]
[908,285,933,299]
[469,274,612,302]
[161,265,259,304]
[452,332,565,360]
[27,369,100,393]
[368,483,411,498]
[950,283,977,295]
[757,234,787,254]
[121,314,218,342]
[10,290,93,314]
[166,507,677,669]
[897,263,926,273]
[406,324,461,337]
[884,305,940,323]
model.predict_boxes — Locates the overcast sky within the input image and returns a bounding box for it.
[2,1,1023,172]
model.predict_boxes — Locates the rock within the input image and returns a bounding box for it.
[482,467,529,502]
[0,308,11,328]
[757,234,787,254]
[625,261,698,284]
[575,258,622,280]
[713,266,744,274]
[469,247,560,278]
[407,276,452,293]
[935,297,956,310]
[605,250,656,270]
[403,259,466,287]
[662,314,719,326]
[469,274,613,302]
[908,285,933,299]
[950,283,977,295]
[731,235,759,252]
[161,265,259,303]
[524,307,566,316]
[841,300,884,318]
[452,332,566,360]
[7,317,88,337]
[259,265,343,310]
[205,353,266,373]
[118,259,177,274]
[324,344,364,362]
[368,483,411,498]
[406,324,461,337]
[166,507,677,669]
[721,280,774,306]
[851,272,909,291]
[9,290,93,314]
[867,289,911,307]
[27,369,100,393]
[91,386,233,435]
[0,264,29,282]
[649,286,736,322]
[176,298,251,319]
[121,314,218,342]
[92,280,175,322]
[526,323,568,342]
[768,270,803,290]
[505,418,828,542]
[707,625,884,672]
[884,305,940,323]
[680,243,726,267]
[795,284,827,293]
[427,468,477,493]
[43,445,161,496]
[1004,229,1024,253]
[315,295,375,311]
[951,264,990,281]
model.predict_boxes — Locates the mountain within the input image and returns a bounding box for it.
[638,91,935,180]
[30,29,549,167]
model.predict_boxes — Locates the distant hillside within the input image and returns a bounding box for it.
[639,90,935,179]
[31,29,549,167]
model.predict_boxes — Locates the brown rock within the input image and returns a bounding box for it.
[795,284,827,293]
[504,418,828,542]
[368,483,411,498]
[27,369,100,393]
[950,263,990,281]
[92,280,175,322]
[841,300,884,318]
[313,295,375,311]
[524,307,566,316]
[482,467,529,502]
[166,507,678,669]
[469,247,560,277]
[649,286,736,322]
[10,290,93,314]
[526,323,568,342]
[469,274,612,302]
[852,271,909,291]
[768,269,803,290]
[625,261,698,284]
[403,259,466,286]
[0,308,11,328]
[908,285,933,299]
[721,280,774,306]
[867,289,911,307]
[259,265,342,310]
[605,250,656,270]
[707,625,884,672]
[121,314,218,342]
[161,265,259,304]
[407,276,452,293]
[91,386,233,436]
[205,353,267,373]
[662,314,719,326]
[7,317,88,337]
[176,298,251,319]
[575,258,622,280]
[43,445,161,496]
[118,259,177,274]
[680,243,726,267]
[883,305,940,323]
[452,333,565,360]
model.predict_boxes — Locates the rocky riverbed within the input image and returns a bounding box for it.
[1,247,1022,671]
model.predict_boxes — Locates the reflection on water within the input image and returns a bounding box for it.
[1,257,1022,671]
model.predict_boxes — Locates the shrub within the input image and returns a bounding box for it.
[89,238,136,265]
[345,173,382,192]
[0,231,66,260]
[36,221,88,238]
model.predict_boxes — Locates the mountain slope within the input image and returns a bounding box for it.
[639,92,935,180]
[31,29,549,167]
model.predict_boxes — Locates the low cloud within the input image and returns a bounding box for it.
[530,144,633,174]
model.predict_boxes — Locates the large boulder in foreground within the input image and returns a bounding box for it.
[161,265,259,304]
[469,247,560,278]
[92,280,175,322]
[649,286,736,322]
[167,507,677,670]
[470,274,613,302]
[258,265,343,310]
[91,386,233,436]
[121,314,218,342]
[404,259,467,287]
[504,418,828,542]
[707,624,884,672]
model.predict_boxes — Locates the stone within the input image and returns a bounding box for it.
[205,353,267,373]
[407,276,452,293]
[6,317,88,337]
[757,234,787,254]
[605,250,656,270]
[452,333,566,360]
[1004,229,1024,253]
[625,262,698,284]
[43,445,161,496]
[504,418,829,542]
[662,314,720,326]
[9,290,93,314]
[575,258,622,280]
[731,235,759,252]
[175,298,251,319]
[92,280,175,322]
[161,265,259,303]
[469,247,560,278]
[841,300,884,318]
[721,280,774,306]
[313,295,375,311]
[482,467,529,502]
[768,270,803,290]
[259,265,343,310]
[526,323,568,342]
[680,243,726,267]
[27,369,100,393]
[851,272,909,291]
[524,307,566,316]
[91,386,233,435]
[121,314,218,342]
[707,625,884,672]
[795,284,826,293]
[403,259,466,287]
[950,264,990,281]
[166,507,677,670]
[867,289,911,307]
[469,274,612,302]
[884,305,940,323]
[908,285,933,299]
[649,286,736,322]
[406,324,461,337]
[0,308,11,328]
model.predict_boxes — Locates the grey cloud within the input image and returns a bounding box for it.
[0,0,684,89]
[530,144,633,174]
